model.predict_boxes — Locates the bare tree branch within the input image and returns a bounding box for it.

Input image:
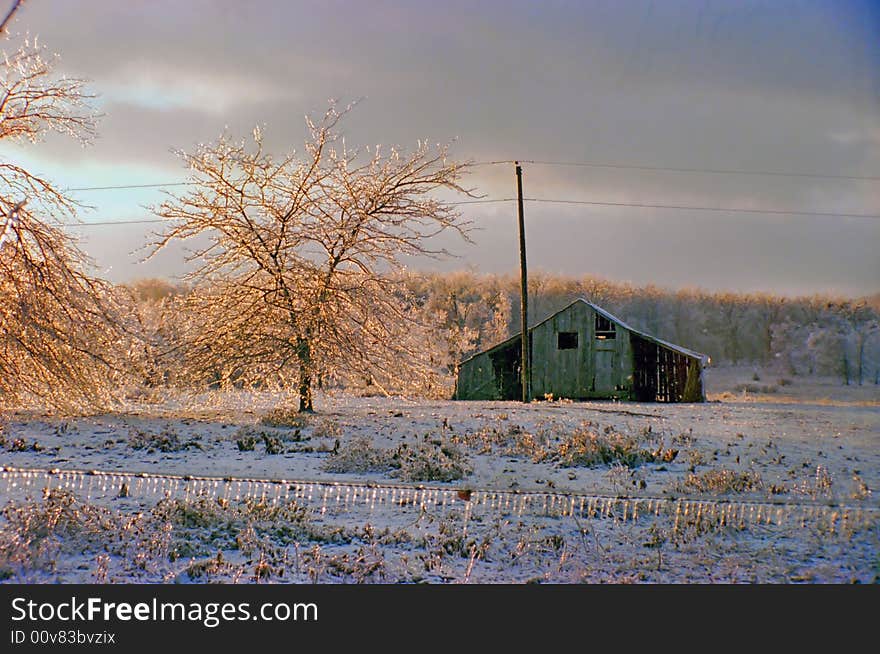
[0,35,134,413]
[150,103,476,411]
[0,0,24,37]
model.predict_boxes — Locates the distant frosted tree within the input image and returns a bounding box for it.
[150,104,474,411]
[863,326,880,385]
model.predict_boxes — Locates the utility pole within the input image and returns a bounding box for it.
[515,162,529,403]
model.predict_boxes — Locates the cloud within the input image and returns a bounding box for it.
[5,0,879,296]
[98,62,300,114]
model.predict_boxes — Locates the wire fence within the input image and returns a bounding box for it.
[2,465,876,535]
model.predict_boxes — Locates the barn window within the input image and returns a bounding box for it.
[595,314,616,339]
[557,331,578,350]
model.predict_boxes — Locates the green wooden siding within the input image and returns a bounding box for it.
[455,299,703,403]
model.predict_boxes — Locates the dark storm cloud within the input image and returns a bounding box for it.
[4,0,878,295]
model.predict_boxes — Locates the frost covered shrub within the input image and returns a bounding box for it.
[233,426,298,453]
[391,441,471,482]
[236,433,257,451]
[451,422,530,456]
[322,436,395,474]
[792,465,834,499]
[312,417,342,439]
[554,427,676,469]
[509,431,552,463]
[0,490,130,579]
[734,383,778,394]
[128,428,203,452]
[260,407,308,429]
[153,496,310,534]
[152,496,341,562]
[262,434,284,455]
[455,421,673,470]
[322,436,471,481]
[675,469,763,494]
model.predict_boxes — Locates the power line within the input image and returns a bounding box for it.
[66,180,480,193]
[63,218,169,227]
[449,199,512,205]
[57,198,880,227]
[60,157,880,194]
[519,198,880,220]
[57,200,514,228]
[473,159,880,181]
[58,199,515,227]
[458,197,880,220]
[66,182,193,192]
[56,197,880,229]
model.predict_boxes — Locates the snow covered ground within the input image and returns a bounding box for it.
[1,368,878,583]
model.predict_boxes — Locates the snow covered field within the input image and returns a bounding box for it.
[1,369,878,583]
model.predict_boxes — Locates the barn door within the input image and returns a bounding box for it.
[593,348,616,395]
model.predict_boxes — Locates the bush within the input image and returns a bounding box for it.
[554,427,676,469]
[234,426,298,453]
[675,469,763,494]
[322,436,395,474]
[129,428,203,452]
[312,417,343,439]
[322,436,471,482]
[236,435,257,451]
[733,383,778,394]
[262,434,284,455]
[392,441,471,482]
[260,406,308,429]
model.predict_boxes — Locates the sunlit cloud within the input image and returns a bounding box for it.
[98,62,299,114]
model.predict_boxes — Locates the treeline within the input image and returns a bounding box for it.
[410,271,880,385]
[129,272,880,390]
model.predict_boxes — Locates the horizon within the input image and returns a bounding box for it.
[120,267,879,303]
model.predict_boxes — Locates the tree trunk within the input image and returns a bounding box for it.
[857,335,864,386]
[296,335,314,413]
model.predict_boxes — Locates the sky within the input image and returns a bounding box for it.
[2,0,879,297]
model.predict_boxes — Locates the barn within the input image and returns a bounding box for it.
[454,299,707,402]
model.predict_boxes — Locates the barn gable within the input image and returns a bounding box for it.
[454,299,706,403]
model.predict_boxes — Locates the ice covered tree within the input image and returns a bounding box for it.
[150,103,474,411]
[0,29,133,412]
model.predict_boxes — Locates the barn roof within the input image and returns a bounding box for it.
[458,298,709,366]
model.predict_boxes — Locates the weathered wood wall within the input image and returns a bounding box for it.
[528,301,634,400]
[630,333,705,402]
[454,300,704,402]
[454,339,520,400]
